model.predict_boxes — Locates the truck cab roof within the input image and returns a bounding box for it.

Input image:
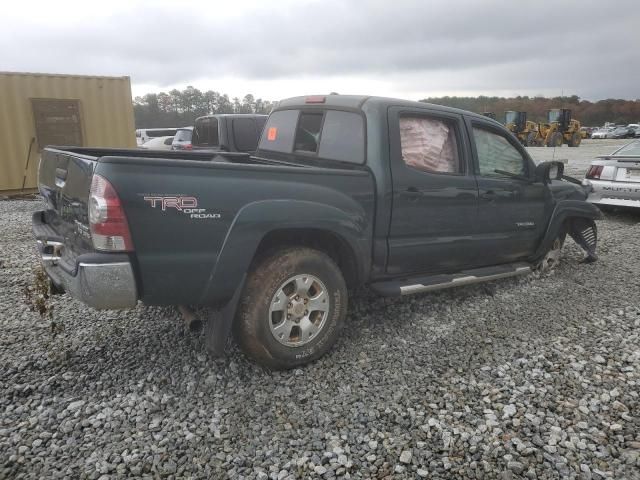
[195,113,268,120]
[275,95,496,123]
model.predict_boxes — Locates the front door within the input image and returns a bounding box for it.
[468,121,553,265]
[386,107,480,276]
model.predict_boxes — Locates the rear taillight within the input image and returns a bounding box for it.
[586,165,603,179]
[89,174,134,251]
[185,143,193,150]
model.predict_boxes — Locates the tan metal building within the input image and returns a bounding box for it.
[0,72,136,194]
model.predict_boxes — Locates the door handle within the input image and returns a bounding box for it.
[480,190,497,200]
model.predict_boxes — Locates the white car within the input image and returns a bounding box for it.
[583,140,640,208]
[135,128,179,146]
[139,136,175,150]
[591,128,613,139]
[628,124,640,138]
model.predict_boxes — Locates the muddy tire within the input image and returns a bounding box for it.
[536,232,567,272]
[526,132,539,147]
[568,132,581,147]
[547,132,563,147]
[234,247,347,369]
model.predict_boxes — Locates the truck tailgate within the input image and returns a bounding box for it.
[37,148,96,265]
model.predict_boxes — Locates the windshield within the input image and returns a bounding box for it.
[548,110,561,123]
[613,141,640,156]
[174,129,192,142]
[505,111,517,124]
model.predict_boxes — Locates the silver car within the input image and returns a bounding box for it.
[583,140,640,208]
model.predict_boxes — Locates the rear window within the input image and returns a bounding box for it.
[259,110,298,153]
[317,111,364,164]
[294,113,323,152]
[232,118,260,152]
[174,129,192,142]
[147,129,177,138]
[193,117,219,146]
[614,141,640,156]
[259,109,365,164]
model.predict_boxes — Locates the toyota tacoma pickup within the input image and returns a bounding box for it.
[33,95,601,369]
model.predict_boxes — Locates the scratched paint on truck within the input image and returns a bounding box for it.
[0,72,136,193]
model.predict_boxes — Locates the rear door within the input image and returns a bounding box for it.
[386,106,480,276]
[468,119,552,264]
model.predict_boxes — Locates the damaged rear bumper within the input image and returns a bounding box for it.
[33,211,138,310]
[43,259,138,310]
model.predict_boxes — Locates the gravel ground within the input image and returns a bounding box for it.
[2,160,640,479]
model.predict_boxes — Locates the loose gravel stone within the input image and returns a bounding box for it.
[314,465,327,475]
[1,186,640,479]
[399,450,412,464]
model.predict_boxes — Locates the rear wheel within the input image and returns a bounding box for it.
[526,132,539,147]
[234,247,347,369]
[547,132,563,147]
[568,132,581,147]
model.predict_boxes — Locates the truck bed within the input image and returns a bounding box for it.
[46,146,269,165]
[36,146,375,308]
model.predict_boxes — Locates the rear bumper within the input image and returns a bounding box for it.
[44,259,138,309]
[583,179,640,208]
[32,211,138,309]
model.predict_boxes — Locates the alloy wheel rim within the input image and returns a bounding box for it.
[540,237,562,271]
[268,274,329,347]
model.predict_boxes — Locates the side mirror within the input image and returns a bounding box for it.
[535,161,564,184]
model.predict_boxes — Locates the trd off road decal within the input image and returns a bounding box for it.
[142,195,221,219]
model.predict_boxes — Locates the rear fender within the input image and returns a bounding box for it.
[531,200,602,261]
[199,199,370,306]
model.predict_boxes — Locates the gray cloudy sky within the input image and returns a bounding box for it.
[2,0,639,101]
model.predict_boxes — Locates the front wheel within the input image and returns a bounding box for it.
[536,233,566,272]
[547,132,563,147]
[234,247,348,369]
[568,132,581,147]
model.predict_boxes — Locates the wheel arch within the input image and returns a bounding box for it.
[199,199,372,306]
[530,200,602,262]
[252,228,362,289]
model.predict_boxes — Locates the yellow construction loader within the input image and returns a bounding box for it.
[504,111,541,146]
[538,109,582,147]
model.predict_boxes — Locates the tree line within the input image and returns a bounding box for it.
[134,87,640,128]
[419,95,640,127]
[133,86,276,127]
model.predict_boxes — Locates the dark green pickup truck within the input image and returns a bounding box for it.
[33,95,601,368]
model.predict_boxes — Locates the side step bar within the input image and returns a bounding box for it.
[370,262,532,297]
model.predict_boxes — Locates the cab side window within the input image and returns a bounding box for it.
[399,116,461,174]
[473,127,526,177]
